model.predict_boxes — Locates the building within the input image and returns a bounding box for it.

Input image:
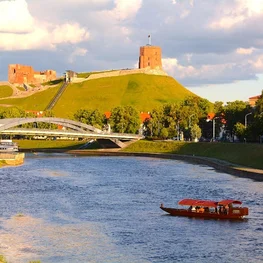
[138,36,162,70]
[8,64,56,85]
[65,70,77,82]
[249,95,261,107]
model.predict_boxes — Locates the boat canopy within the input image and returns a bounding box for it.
[218,200,242,206]
[178,199,218,208]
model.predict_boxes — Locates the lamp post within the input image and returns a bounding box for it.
[207,116,219,142]
[245,112,252,128]
[212,117,219,142]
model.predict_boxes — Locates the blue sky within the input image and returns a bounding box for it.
[0,0,263,103]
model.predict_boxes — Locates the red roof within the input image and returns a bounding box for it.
[104,111,111,119]
[249,95,261,100]
[178,199,218,208]
[140,112,151,123]
[218,200,242,206]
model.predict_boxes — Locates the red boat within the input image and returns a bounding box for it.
[160,199,249,220]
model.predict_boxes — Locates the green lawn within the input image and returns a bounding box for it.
[122,140,263,170]
[0,74,196,118]
[0,85,13,98]
[53,74,195,117]
[0,86,60,111]
[15,139,85,150]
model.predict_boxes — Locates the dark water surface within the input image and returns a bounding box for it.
[0,154,262,263]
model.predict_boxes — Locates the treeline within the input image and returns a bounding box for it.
[72,92,263,142]
[1,91,263,142]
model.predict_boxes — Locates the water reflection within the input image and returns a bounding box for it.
[0,155,262,263]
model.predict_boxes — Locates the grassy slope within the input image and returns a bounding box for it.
[0,74,195,117]
[0,85,13,98]
[53,74,195,117]
[122,140,263,170]
[0,85,60,111]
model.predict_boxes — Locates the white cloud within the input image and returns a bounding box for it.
[0,22,90,51]
[240,0,263,15]
[180,10,190,19]
[69,47,88,63]
[162,58,196,79]
[210,0,263,30]
[249,55,263,70]
[51,23,90,45]
[236,48,255,55]
[0,1,90,51]
[106,0,143,20]
[0,0,34,33]
[210,16,244,30]
[162,57,238,84]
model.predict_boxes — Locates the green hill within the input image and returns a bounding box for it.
[0,85,13,98]
[0,73,197,118]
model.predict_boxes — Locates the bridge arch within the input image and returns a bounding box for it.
[0,117,103,134]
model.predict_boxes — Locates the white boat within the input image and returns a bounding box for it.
[0,140,19,152]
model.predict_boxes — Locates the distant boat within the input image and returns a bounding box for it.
[160,199,249,220]
[0,139,19,152]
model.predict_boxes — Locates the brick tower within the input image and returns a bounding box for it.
[139,35,162,70]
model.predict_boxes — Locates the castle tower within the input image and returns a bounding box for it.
[138,35,162,70]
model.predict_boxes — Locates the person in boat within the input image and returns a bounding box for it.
[204,207,209,213]
[224,205,229,214]
[198,207,205,213]
[188,206,193,211]
[191,206,196,212]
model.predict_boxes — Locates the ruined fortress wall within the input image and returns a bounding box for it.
[8,64,57,85]
[139,46,162,69]
[84,68,167,81]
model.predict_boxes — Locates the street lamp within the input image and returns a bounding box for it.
[207,117,219,142]
[245,113,252,128]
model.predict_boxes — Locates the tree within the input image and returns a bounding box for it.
[143,107,164,137]
[223,100,251,137]
[110,106,140,133]
[1,107,25,118]
[74,109,104,129]
[233,122,246,141]
[255,90,263,115]
[159,127,169,139]
[190,124,202,141]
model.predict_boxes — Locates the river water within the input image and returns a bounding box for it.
[0,154,262,263]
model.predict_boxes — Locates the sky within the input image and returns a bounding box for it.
[0,0,263,104]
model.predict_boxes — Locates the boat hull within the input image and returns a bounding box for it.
[160,207,246,220]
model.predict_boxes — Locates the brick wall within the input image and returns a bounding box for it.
[8,64,57,85]
[139,46,162,69]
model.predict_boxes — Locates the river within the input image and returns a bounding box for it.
[0,154,262,263]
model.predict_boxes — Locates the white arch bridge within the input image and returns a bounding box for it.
[0,118,143,141]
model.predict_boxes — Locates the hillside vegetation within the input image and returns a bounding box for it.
[0,74,196,117]
[53,74,195,117]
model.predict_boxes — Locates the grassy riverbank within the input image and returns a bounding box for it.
[122,140,263,170]
[15,140,85,150]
